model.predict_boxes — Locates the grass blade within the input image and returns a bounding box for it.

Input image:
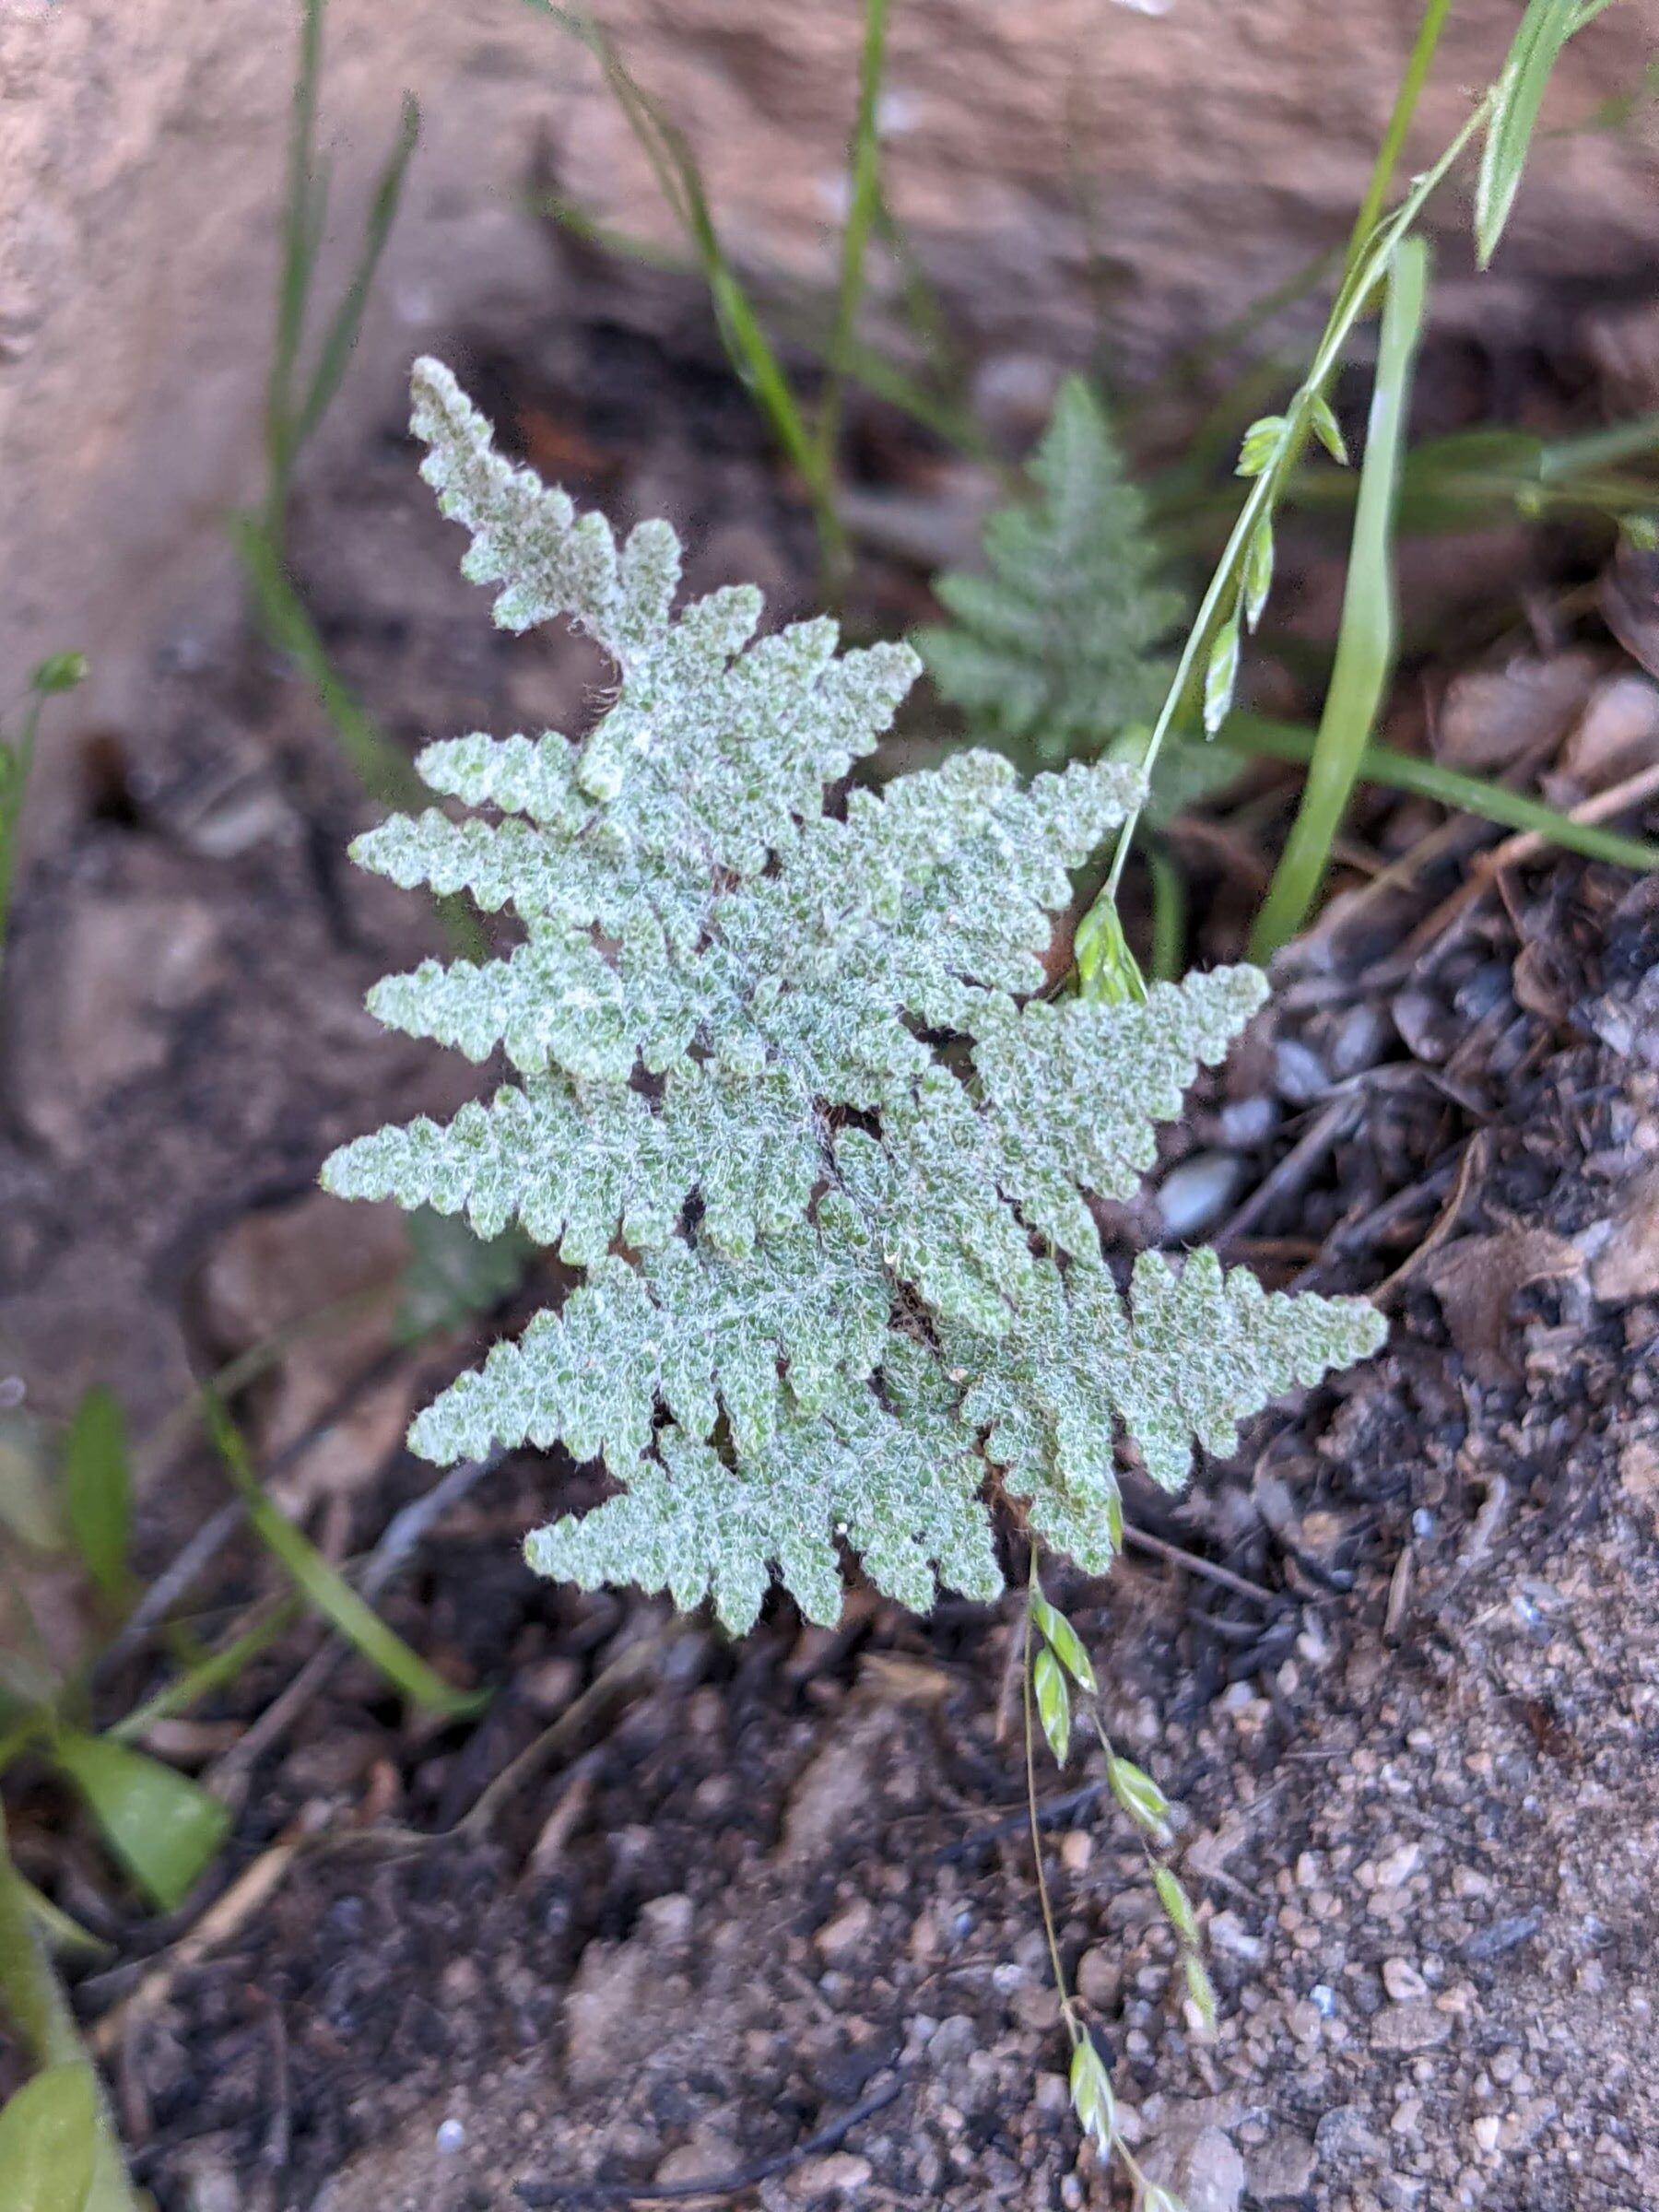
[0,656,87,978]
[267,0,326,527]
[291,92,420,458]
[62,1389,132,1606]
[231,514,486,960]
[1477,0,1581,266]
[203,1395,488,1718]
[817,0,891,474]
[1227,712,1659,872]
[1250,238,1430,959]
[107,1600,302,1747]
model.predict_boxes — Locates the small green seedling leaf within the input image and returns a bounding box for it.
[1154,1865,1198,1944]
[1030,1592,1098,1696]
[1235,415,1286,477]
[1068,2037,1116,2146]
[1203,616,1241,735]
[1242,519,1275,632]
[1108,1754,1171,1838]
[62,1388,132,1602]
[1032,1645,1071,1765]
[17,1879,111,1962]
[0,2063,97,2212]
[49,1735,228,1915]
[1310,394,1349,466]
[206,1398,488,1718]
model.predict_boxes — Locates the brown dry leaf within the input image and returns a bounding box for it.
[1430,653,1597,775]
[1557,674,1659,794]
[1587,1163,1659,1305]
[1601,544,1659,686]
[1424,1227,1583,1383]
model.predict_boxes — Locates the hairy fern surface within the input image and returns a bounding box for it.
[915,376,1183,768]
[323,359,1384,1631]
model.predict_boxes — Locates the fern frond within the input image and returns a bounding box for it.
[914,376,1184,767]
[323,359,1385,1632]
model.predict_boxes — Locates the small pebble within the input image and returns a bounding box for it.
[1382,1958,1430,2003]
[436,2119,466,2155]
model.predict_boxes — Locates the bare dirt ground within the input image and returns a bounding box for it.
[3,277,1658,2212]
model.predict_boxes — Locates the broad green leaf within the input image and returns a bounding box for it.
[0,2065,96,2212]
[51,1735,228,1913]
[205,1399,487,1717]
[62,1389,131,1601]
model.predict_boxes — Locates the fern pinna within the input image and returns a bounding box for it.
[322,360,1382,1633]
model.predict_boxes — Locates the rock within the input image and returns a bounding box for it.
[1382,1958,1429,2003]
[1589,1163,1659,1303]
[1559,673,1659,790]
[786,2151,873,2199]
[654,2135,742,2186]
[6,892,218,1151]
[1076,1945,1122,2008]
[1140,2121,1245,2212]
[1371,2001,1453,2053]
[1158,1151,1246,1240]
[779,1710,898,1863]
[815,1898,875,1964]
[1247,2131,1319,2202]
[1314,2103,1386,2163]
[564,1938,652,2091]
[192,1190,416,1511]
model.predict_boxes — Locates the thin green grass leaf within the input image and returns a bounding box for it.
[62,1389,131,1605]
[107,1600,302,1747]
[232,515,487,961]
[1,657,87,976]
[818,0,890,473]
[1146,842,1188,984]
[1477,0,1583,266]
[1250,237,1430,959]
[49,1735,228,1914]
[1227,712,1659,871]
[292,92,420,455]
[203,1396,488,1718]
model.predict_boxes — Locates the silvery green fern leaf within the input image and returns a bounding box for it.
[322,359,1385,1633]
[915,376,1183,768]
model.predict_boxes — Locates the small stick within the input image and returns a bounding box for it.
[513,2076,903,2206]
[1121,1523,1281,1607]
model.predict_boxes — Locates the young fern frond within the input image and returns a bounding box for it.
[914,376,1183,768]
[323,360,1383,1633]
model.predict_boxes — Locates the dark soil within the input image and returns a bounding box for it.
[3,281,1658,2212]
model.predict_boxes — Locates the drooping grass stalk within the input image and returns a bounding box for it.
[1088,94,1491,935]
[1348,0,1459,259]
[817,0,892,477]
[1226,713,1659,871]
[1250,239,1430,959]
